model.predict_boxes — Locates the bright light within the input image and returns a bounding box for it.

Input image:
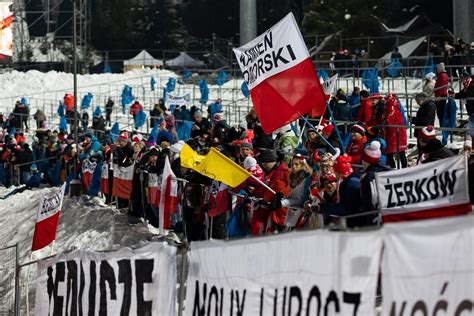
[344,14,351,20]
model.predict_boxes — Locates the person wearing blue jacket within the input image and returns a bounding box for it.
[78,133,102,161]
[348,87,361,119]
[441,90,458,145]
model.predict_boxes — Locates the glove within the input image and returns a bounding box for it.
[269,192,283,210]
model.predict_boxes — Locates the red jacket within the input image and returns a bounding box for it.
[434,72,449,97]
[356,99,372,124]
[64,94,74,112]
[253,162,290,226]
[346,136,367,164]
[384,94,408,154]
[130,102,143,116]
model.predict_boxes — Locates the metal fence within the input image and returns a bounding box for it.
[0,244,19,316]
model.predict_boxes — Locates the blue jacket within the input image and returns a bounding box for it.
[441,97,457,145]
[156,130,174,145]
[322,173,361,216]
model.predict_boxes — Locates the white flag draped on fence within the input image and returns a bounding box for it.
[112,163,134,199]
[382,216,474,315]
[375,155,470,222]
[185,230,382,315]
[35,243,176,316]
[165,92,190,110]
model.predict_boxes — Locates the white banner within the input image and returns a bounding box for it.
[375,155,469,215]
[185,230,382,315]
[36,184,66,223]
[233,12,309,89]
[35,243,176,316]
[165,93,190,108]
[382,216,474,315]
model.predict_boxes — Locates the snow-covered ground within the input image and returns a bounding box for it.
[0,187,159,314]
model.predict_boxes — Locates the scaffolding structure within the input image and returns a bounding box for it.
[11,0,90,71]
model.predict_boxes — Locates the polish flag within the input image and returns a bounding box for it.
[81,159,97,190]
[31,184,66,251]
[208,181,230,217]
[100,163,109,194]
[159,157,178,232]
[148,173,162,207]
[233,12,326,133]
[111,163,134,200]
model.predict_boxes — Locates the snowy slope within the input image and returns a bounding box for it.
[0,187,157,314]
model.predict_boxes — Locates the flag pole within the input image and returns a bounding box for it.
[324,101,345,151]
[249,174,276,194]
[298,115,337,153]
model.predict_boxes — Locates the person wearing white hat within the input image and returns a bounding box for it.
[423,72,436,97]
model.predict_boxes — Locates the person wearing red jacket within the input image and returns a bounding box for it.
[130,101,143,118]
[345,124,367,164]
[251,149,290,234]
[63,93,74,113]
[356,90,371,124]
[384,94,408,168]
[434,62,449,125]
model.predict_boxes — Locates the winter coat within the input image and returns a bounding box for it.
[384,94,408,154]
[321,172,361,217]
[114,144,134,167]
[360,163,390,213]
[16,148,33,173]
[150,108,162,128]
[130,102,143,116]
[421,139,454,164]
[33,109,46,121]
[190,118,212,138]
[434,72,449,97]
[64,94,74,112]
[156,130,174,145]
[441,97,458,144]
[357,99,372,124]
[348,93,360,119]
[331,96,352,121]
[253,162,290,226]
[346,136,367,164]
[412,100,436,137]
[423,80,435,97]
[281,171,311,209]
[105,99,114,111]
[455,81,474,116]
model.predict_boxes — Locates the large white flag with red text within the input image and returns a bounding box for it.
[112,163,134,200]
[233,12,326,133]
[32,184,66,251]
[159,157,178,231]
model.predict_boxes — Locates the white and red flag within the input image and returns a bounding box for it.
[208,181,229,217]
[375,155,471,222]
[148,173,162,207]
[31,184,66,251]
[159,157,178,231]
[233,12,326,133]
[81,159,97,190]
[111,163,134,200]
[100,163,109,194]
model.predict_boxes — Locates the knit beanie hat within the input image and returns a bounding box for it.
[259,149,278,163]
[240,141,253,150]
[118,132,129,141]
[322,124,334,135]
[362,141,382,164]
[333,154,353,176]
[243,156,257,170]
[419,125,436,140]
[351,124,366,136]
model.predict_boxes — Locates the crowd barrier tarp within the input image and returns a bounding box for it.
[375,155,471,222]
[35,242,176,316]
[382,215,474,315]
[185,229,383,315]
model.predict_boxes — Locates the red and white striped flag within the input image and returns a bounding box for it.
[31,184,66,251]
[208,181,230,217]
[233,12,326,133]
[81,159,97,190]
[148,173,162,207]
[111,163,134,200]
[100,163,109,194]
[159,157,178,232]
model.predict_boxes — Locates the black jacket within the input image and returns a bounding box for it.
[413,100,436,136]
[422,139,454,163]
[455,81,474,116]
[360,163,390,213]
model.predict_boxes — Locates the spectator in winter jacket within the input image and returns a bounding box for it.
[346,124,367,164]
[16,142,34,184]
[434,62,449,125]
[455,75,474,116]
[33,108,46,129]
[64,93,74,113]
[276,154,312,210]
[156,120,174,145]
[348,87,360,119]
[421,137,454,164]
[81,111,89,131]
[384,94,408,168]
[360,141,390,216]
[367,94,385,127]
[321,154,362,225]
[442,90,458,145]
[149,103,163,128]
[356,90,372,124]
[130,101,143,119]
[242,156,265,190]
[252,149,290,234]
[328,89,351,122]
[105,97,114,126]
[410,93,436,138]
[423,72,436,97]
